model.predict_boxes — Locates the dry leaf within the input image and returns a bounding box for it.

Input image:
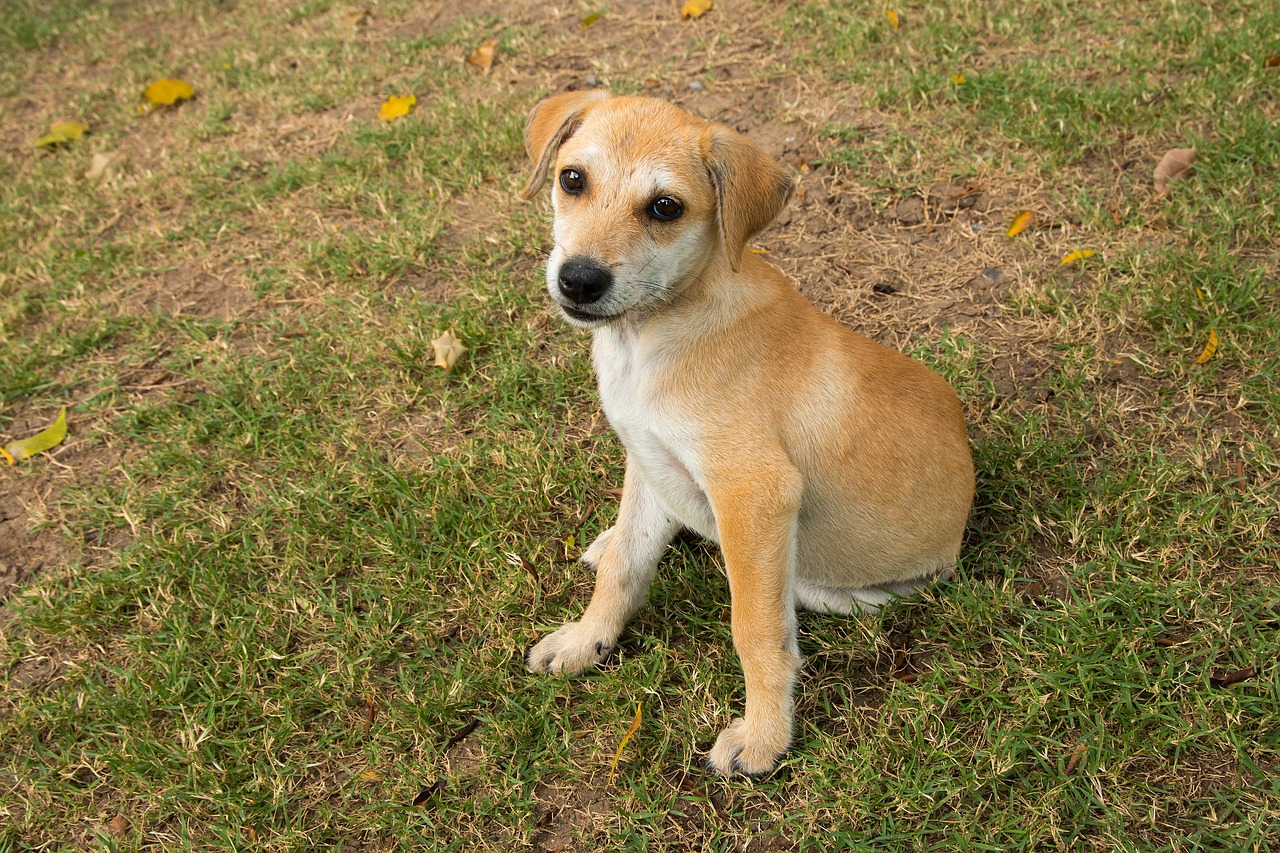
[431,329,467,370]
[143,78,195,106]
[346,8,372,28]
[1059,249,1096,266]
[466,39,497,73]
[109,814,129,838]
[1006,210,1034,238]
[86,150,127,184]
[1065,742,1087,774]
[607,703,643,787]
[1195,328,1219,364]
[378,94,416,122]
[35,119,88,148]
[581,12,602,27]
[1264,55,1280,68]
[3,407,68,465]
[886,9,900,29]
[1209,666,1255,688]
[680,0,713,19]
[359,769,379,781]
[1154,147,1195,195]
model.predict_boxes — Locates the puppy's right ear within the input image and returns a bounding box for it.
[521,89,609,200]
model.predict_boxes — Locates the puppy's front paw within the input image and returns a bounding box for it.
[526,621,615,675]
[706,717,790,777]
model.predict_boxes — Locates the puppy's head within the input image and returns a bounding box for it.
[522,91,793,327]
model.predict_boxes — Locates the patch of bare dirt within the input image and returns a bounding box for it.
[531,775,614,853]
[118,260,256,321]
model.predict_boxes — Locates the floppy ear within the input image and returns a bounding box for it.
[703,125,795,272]
[521,89,610,200]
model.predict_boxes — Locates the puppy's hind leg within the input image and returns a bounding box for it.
[527,458,679,674]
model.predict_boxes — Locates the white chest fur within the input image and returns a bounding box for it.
[591,326,719,541]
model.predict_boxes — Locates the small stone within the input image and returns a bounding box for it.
[688,81,703,90]
[982,267,1001,280]
[585,75,598,86]
[872,283,897,295]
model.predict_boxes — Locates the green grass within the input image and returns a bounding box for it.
[2,0,1278,849]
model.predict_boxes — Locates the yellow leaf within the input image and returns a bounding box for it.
[749,247,771,255]
[359,769,379,781]
[581,12,602,27]
[951,73,967,84]
[886,9,900,29]
[607,703,643,787]
[431,329,467,370]
[466,39,497,73]
[35,120,88,148]
[3,407,68,465]
[680,0,712,19]
[1059,249,1096,266]
[378,94,416,122]
[1195,328,1219,364]
[143,78,195,106]
[1006,210,1034,238]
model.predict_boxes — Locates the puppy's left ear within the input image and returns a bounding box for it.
[703,125,795,272]
[521,89,609,200]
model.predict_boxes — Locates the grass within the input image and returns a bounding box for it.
[1,0,1278,849]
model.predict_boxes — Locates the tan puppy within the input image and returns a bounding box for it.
[521,90,974,776]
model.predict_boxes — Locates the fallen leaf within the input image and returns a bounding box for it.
[359,769,379,781]
[1154,147,1195,195]
[1006,210,1034,238]
[1059,249,1096,266]
[581,12,602,27]
[85,150,127,184]
[1065,742,1087,774]
[573,501,597,528]
[680,0,712,19]
[1209,666,1255,688]
[444,718,480,750]
[107,814,129,838]
[951,73,967,84]
[1195,328,1219,364]
[431,329,467,369]
[35,119,88,148]
[378,94,416,122]
[412,780,443,806]
[346,8,372,28]
[143,78,195,106]
[608,702,643,787]
[466,39,497,73]
[3,407,68,465]
[886,9,900,29]
[1264,55,1280,68]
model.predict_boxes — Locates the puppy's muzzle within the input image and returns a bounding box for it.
[557,257,613,309]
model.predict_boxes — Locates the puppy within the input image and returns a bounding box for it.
[521,90,974,776]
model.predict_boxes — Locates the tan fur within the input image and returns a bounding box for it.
[522,92,975,776]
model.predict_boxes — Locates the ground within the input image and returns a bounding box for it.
[1,0,1278,850]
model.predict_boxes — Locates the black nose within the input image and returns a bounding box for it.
[557,258,613,305]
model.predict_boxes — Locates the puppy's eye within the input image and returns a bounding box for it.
[648,196,683,221]
[559,169,585,195]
